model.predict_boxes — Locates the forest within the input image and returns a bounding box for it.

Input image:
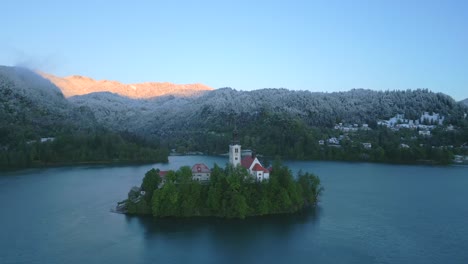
[0,67,168,169]
[2,66,467,167]
[167,114,468,165]
[0,132,169,169]
[124,160,323,219]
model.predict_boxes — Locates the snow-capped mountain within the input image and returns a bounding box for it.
[2,66,467,146]
[40,72,213,99]
[69,87,468,140]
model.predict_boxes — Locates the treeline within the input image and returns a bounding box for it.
[168,113,468,165]
[0,132,169,169]
[126,161,323,219]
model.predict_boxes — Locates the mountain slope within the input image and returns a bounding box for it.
[0,66,97,145]
[0,66,170,169]
[2,66,466,165]
[68,87,468,140]
[40,72,214,99]
[461,98,468,106]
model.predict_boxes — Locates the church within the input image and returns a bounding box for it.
[229,130,270,181]
[157,130,270,185]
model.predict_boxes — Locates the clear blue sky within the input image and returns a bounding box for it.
[1,0,467,100]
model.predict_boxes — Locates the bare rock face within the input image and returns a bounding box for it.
[39,72,214,99]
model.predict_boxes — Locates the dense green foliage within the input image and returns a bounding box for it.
[126,161,323,219]
[169,114,468,165]
[0,132,169,169]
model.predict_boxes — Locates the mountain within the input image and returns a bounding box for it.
[461,98,468,106]
[2,65,467,164]
[0,66,170,169]
[40,72,214,99]
[0,66,97,145]
[69,87,468,140]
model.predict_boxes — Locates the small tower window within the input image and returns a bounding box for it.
[235,148,238,153]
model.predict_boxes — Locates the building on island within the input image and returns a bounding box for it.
[228,129,270,181]
[239,154,270,181]
[158,170,169,188]
[229,129,242,167]
[191,163,211,181]
[156,130,270,187]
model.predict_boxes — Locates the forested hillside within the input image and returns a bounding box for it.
[0,66,97,146]
[70,87,467,139]
[2,66,467,166]
[0,67,168,169]
[68,87,468,162]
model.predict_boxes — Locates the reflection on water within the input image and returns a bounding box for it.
[131,206,322,237]
[124,207,323,264]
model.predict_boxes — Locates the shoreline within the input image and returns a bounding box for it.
[2,154,466,172]
[0,159,169,172]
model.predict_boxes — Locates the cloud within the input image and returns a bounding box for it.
[0,44,63,73]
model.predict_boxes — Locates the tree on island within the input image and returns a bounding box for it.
[124,159,323,219]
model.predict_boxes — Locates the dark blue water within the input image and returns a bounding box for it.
[0,156,467,264]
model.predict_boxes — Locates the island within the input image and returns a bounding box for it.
[116,132,323,219]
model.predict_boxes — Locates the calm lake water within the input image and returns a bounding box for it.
[0,156,467,264]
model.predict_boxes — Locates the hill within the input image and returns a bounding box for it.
[40,72,214,99]
[461,98,468,106]
[69,87,468,138]
[0,66,97,146]
[2,66,467,165]
[0,66,168,169]
[68,87,468,163]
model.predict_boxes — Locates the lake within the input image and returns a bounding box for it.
[0,156,467,264]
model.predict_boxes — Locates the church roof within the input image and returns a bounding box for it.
[252,163,266,172]
[192,163,210,173]
[241,156,255,169]
[159,170,169,178]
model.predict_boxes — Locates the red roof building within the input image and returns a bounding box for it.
[191,163,210,173]
[241,156,255,169]
[191,163,211,181]
[159,170,169,178]
[228,132,270,181]
[251,163,265,171]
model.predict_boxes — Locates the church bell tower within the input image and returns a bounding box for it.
[229,129,241,167]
